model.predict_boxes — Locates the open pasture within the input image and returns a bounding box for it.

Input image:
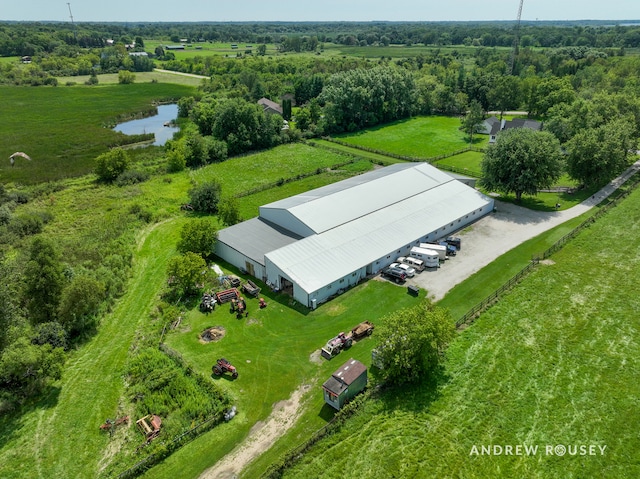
[335,116,489,159]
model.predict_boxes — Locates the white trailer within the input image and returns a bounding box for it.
[420,243,447,261]
[409,247,440,268]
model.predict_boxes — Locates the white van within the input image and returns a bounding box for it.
[409,247,440,268]
[397,256,425,271]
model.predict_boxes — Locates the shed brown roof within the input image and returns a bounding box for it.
[332,358,367,386]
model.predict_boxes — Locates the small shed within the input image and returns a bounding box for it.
[322,358,367,410]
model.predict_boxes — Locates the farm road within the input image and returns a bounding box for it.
[410,158,640,301]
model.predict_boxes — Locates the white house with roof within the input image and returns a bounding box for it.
[215,162,494,308]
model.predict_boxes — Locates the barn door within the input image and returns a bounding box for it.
[245,261,255,276]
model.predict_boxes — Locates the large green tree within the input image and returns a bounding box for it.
[481,128,563,201]
[166,252,207,297]
[460,100,485,145]
[188,180,222,214]
[57,275,106,337]
[0,336,65,398]
[176,218,218,258]
[24,237,65,325]
[565,119,636,187]
[373,301,455,386]
[320,66,416,132]
[210,98,283,156]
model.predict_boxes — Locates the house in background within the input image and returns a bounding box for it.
[258,97,283,116]
[489,118,543,143]
[322,359,367,410]
[479,116,500,135]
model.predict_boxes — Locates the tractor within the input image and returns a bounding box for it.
[213,358,238,379]
[321,332,353,360]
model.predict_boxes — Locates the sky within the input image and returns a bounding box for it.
[2,1,638,23]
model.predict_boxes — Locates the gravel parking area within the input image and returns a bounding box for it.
[402,159,640,301]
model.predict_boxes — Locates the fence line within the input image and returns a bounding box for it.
[456,174,640,329]
[321,136,485,166]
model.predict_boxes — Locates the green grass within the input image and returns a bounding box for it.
[273,182,640,479]
[435,150,484,176]
[322,43,510,60]
[310,139,404,166]
[57,70,206,87]
[187,143,357,197]
[335,116,489,159]
[148,278,424,479]
[0,83,195,184]
[0,218,185,478]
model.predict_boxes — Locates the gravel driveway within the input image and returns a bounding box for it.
[405,159,640,301]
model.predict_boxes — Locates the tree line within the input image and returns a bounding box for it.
[2,21,640,57]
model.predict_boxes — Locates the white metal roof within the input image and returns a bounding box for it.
[266,176,493,294]
[261,163,455,234]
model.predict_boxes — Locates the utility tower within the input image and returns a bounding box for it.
[508,0,524,75]
[67,3,77,40]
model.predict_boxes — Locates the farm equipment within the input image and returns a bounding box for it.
[213,358,238,379]
[200,292,217,313]
[350,321,375,339]
[321,322,375,360]
[99,415,129,436]
[230,297,247,318]
[321,332,353,359]
[215,288,239,304]
[136,414,162,442]
[242,279,261,297]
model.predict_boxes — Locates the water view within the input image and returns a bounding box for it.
[113,104,179,146]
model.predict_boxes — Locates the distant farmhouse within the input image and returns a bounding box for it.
[488,117,543,143]
[258,98,283,116]
[215,162,494,308]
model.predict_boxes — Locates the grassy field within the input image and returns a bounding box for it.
[335,116,489,159]
[434,150,484,175]
[57,70,206,87]
[0,83,195,184]
[275,183,640,479]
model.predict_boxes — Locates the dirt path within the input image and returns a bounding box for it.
[154,68,209,79]
[199,384,310,479]
[411,159,640,301]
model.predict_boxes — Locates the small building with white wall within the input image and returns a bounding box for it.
[215,162,494,308]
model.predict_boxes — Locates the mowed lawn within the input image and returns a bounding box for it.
[279,186,640,479]
[335,116,489,158]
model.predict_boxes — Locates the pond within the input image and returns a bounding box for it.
[113,104,179,146]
